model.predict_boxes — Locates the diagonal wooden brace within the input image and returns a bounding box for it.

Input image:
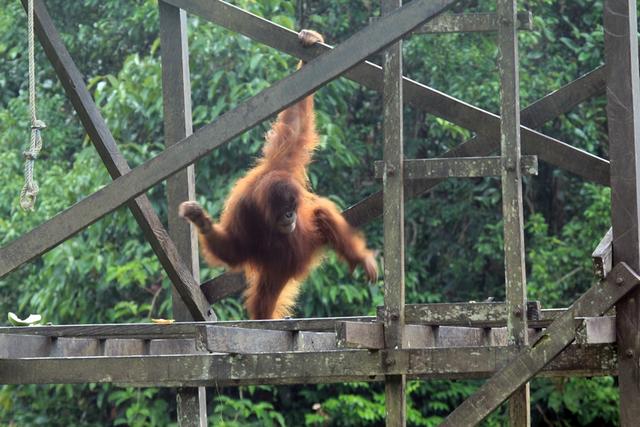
[440,262,640,427]
[21,0,212,320]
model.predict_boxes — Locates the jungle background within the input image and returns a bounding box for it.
[0,0,617,425]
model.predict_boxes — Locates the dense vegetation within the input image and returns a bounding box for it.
[0,0,617,425]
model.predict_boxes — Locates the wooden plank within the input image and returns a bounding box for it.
[149,339,202,355]
[575,317,616,344]
[49,338,100,357]
[293,332,336,352]
[592,227,613,279]
[440,262,640,426]
[164,0,609,187]
[497,0,530,423]
[159,2,208,424]
[0,334,50,357]
[0,344,617,386]
[603,4,640,423]
[19,0,212,321]
[198,325,293,353]
[373,156,537,179]
[415,12,532,34]
[381,0,406,424]
[0,0,456,281]
[103,339,146,356]
[383,302,543,327]
[0,317,376,339]
[336,321,385,349]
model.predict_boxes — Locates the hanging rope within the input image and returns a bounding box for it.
[20,0,46,211]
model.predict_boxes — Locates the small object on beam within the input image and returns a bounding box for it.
[575,316,616,344]
[414,11,533,34]
[373,155,538,180]
[592,227,613,279]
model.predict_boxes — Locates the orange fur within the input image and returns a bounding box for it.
[180,30,377,319]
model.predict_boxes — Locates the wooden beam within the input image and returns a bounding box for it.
[497,0,530,423]
[19,0,211,321]
[163,0,609,187]
[592,227,613,279]
[200,271,246,302]
[603,2,640,424]
[377,302,543,327]
[380,0,406,423]
[0,0,456,279]
[0,316,376,339]
[0,344,618,386]
[158,2,209,424]
[373,156,537,179]
[440,262,640,426]
[415,12,532,34]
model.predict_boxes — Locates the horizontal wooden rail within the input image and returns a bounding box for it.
[0,344,617,386]
[373,155,538,179]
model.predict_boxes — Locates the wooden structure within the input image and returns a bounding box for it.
[1,0,639,425]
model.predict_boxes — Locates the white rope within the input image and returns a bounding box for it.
[20,0,46,211]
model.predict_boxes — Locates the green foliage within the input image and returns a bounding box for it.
[0,0,620,425]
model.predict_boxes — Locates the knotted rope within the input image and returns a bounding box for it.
[20,0,46,211]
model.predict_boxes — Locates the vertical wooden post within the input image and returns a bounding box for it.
[497,0,530,425]
[159,2,209,426]
[381,0,405,425]
[603,1,640,425]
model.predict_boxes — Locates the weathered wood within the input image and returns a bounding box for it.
[0,317,376,339]
[164,0,609,188]
[50,338,101,357]
[415,12,532,34]
[103,339,146,356]
[383,302,543,327]
[336,321,385,349]
[441,262,640,426]
[149,339,202,355]
[381,0,406,423]
[198,325,293,353]
[0,0,456,281]
[159,2,209,423]
[497,0,530,423]
[294,332,336,352]
[19,0,211,321]
[592,227,613,279]
[200,272,246,303]
[373,156,537,179]
[522,66,605,129]
[0,334,50,358]
[575,317,616,344]
[0,344,618,386]
[603,3,640,423]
